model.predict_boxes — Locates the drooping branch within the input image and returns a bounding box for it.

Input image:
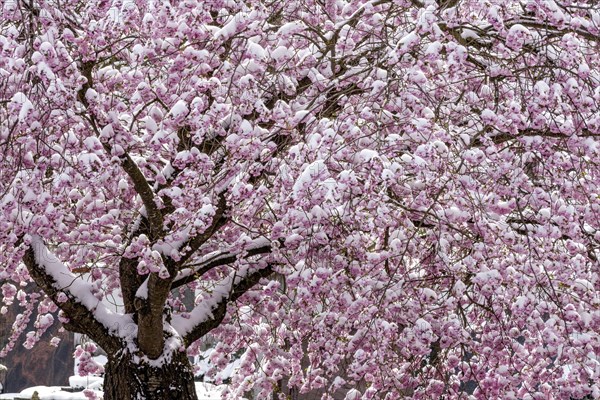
[172,264,275,346]
[23,236,122,353]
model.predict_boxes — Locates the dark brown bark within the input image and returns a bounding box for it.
[136,297,167,359]
[103,348,198,400]
[183,265,274,345]
[176,193,229,267]
[119,255,145,315]
[22,245,120,354]
[172,244,273,290]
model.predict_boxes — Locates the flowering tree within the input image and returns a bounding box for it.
[1,0,600,399]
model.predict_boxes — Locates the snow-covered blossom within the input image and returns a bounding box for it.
[0,0,599,399]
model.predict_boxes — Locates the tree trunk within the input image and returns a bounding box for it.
[103,348,198,400]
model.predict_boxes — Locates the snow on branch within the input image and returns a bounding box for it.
[23,235,134,352]
[172,237,272,289]
[107,150,164,240]
[505,18,600,43]
[77,66,164,240]
[172,263,274,345]
[176,193,228,266]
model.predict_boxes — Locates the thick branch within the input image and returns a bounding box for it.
[119,214,153,314]
[23,236,121,353]
[115,152,164,240]
[134,191,228,357]
[174,264,274,345]
[119,256,146,314]
[134,192,229,357]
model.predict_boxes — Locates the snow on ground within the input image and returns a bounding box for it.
[0,379,225,399]
[195,382,227,400]
[1,386,92,399]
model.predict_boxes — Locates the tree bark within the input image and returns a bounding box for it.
[103,348,198,400]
